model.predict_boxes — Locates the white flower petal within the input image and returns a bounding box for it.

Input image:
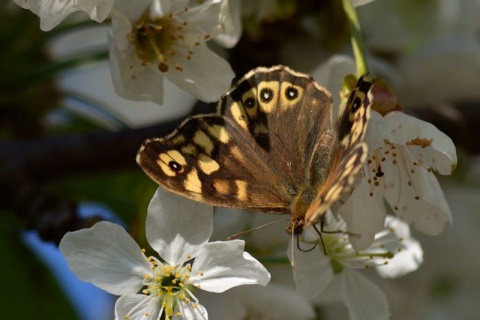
[190,240,270,292]
[289,242,334,299]
[197,289,249,320]
[59,221,151,295]
[233,283,316,320]
[365,110,394,150]
[150,0,172,18]
[197,280,316,320]
[180,0,223,36]
[215,0,242,48]
[377,237,423,278]
[178,300,208,320]
[382,157,453,235]
[384,111,457,175]
[166,43,234,102]
[108,0,234,103]
[110,12,133,51]
[14,0,113,31]
[338,177,387,251]
[341,269,390,320]
[169,0,189,12]
[146,187,213,266]
[108,35,167,105]
[114,295,160,320]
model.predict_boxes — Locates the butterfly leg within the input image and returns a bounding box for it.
[312,223,327,255]
[319,218,360,239]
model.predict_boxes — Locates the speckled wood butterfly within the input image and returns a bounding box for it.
[137,66,373,235]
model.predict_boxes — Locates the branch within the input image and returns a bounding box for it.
[0,101,214,243]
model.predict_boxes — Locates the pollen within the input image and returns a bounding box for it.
[130,7,203,75]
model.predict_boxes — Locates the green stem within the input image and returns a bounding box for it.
[257,256,290,265]
[342,0,368,76]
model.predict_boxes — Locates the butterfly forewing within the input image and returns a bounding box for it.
[303,75,374,228]
[138,115,289,212]
[219,66,335,191]
[137,66,335,214]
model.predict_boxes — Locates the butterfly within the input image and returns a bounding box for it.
[137,65,374,235]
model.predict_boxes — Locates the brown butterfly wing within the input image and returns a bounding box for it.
[137,114,294,212]
[303,75,374,228]
[218,66,335,197]
[137,65,335,214]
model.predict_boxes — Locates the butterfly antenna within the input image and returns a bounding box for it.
[226,218,290,240]
[290,232,296,270]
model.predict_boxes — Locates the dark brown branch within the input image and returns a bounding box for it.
[0,101,214,184]
[0,100,215,243]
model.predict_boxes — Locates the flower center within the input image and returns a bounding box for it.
[131,7,201,73]
[139,259,198,320]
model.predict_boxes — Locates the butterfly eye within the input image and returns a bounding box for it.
[260,88,274,103]
[285,87,298,100]
[168,160,183,173]
[244,97,256,108]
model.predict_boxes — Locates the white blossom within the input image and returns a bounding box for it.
[339,110,457,250]
[108,0,235,105]
[60,187,270,320]
[290,214,422,320]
